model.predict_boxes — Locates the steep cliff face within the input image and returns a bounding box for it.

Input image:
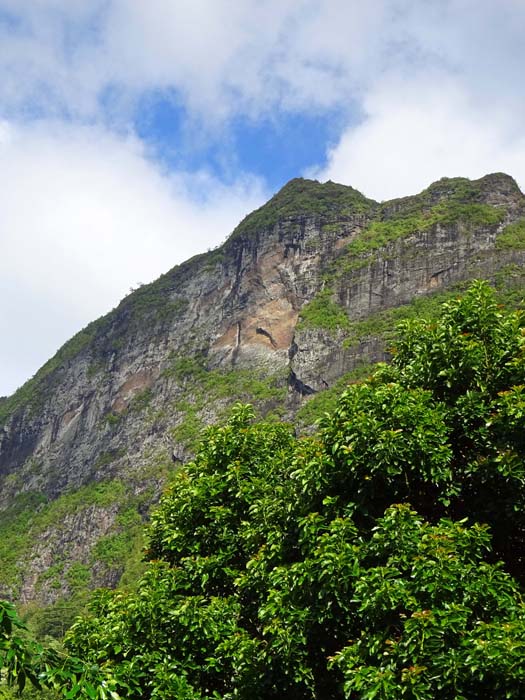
[1,173,525,605]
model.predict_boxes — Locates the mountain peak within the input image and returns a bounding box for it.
[422,172,523,202]
[229,177,376,242]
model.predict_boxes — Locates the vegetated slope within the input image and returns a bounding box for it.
[3,282,525,700]
[1,172,525,614]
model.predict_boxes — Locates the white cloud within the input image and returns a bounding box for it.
[0,0,523,129]
[0,121,265,395]
[315,74,525,200]
[0,1,394,122]
[311,0,525,198]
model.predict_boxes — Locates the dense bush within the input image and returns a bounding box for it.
[2,281,525,699]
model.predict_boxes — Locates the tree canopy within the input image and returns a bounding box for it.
[2,281,525,699]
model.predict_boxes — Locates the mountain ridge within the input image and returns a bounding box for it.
[2,171,521,413]
[1,171,525,612]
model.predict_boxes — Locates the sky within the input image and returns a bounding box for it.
[1,0,525,396]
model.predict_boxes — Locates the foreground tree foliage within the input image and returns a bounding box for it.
[0,600,120,698]
[2,281,525,699]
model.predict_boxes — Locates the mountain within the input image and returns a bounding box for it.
[1,173,525,615]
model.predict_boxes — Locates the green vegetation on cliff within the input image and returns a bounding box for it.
[330,197,505,279]
[230,178,375,241]
[165,357,288,448]
[342,201,503,267]
[496,218,525,250]
[0,479,140,596]
[297,176,510,335]
[297,287,350,332]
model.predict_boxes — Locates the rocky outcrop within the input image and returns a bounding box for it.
[1,173,525,604]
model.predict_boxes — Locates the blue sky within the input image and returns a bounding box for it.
[1,0,525,395]
[133,94,344,191]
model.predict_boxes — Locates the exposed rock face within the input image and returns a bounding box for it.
[1,173,525,604]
